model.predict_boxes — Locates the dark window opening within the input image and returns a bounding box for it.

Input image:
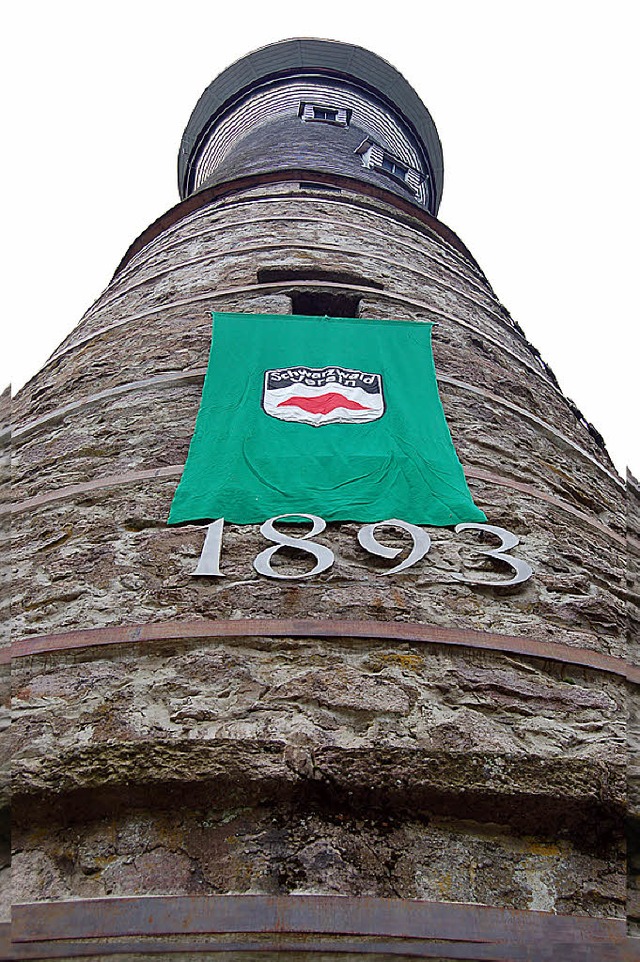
[299,103,351,126]
[290,291,361,318]
[313,106,338,123]
[257,267,383,291]
[381,154,409,181]
[298,181,342,192]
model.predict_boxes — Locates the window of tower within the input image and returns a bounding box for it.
[298,103,350,127]
[289,290,361,318]
[380,154,409,180]
[298,181,342,193]
[355,139,423,194]
[314,106,338,122]
[257,268,382,317]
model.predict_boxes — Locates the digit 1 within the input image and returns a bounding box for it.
[193,518,225,576]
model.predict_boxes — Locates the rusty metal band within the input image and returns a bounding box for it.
[113,169,483,275]
[10,460,625,549]
[9,617,636,682]
[7,939,639,961]
[7,941,633,961]
[90,239,504,338]
[9,895,629,962]
[13,369,208,440]
[45,282,551,393]
[11,464,181,515]
[106,234,484,316]
[465,467,626,543]
[442,376,622,486]
[113,205,488,302]
[14,368,621,490]
[115,193,486,285]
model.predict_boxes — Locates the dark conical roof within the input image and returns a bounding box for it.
[179,38,444,211]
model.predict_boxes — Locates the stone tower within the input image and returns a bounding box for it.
[9,39,635,960]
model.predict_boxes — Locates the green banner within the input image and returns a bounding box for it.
[168,312,486,526]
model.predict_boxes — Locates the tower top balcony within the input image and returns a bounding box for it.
[178,38,444,215]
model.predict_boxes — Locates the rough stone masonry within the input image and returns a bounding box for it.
[8,38,637,961]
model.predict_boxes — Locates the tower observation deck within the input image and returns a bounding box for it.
[8,39,637,962]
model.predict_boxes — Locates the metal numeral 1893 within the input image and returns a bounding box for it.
[192,515,533,587]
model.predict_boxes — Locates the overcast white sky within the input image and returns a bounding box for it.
[4,1,638,474]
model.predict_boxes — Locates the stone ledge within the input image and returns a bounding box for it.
[13,740,625,840]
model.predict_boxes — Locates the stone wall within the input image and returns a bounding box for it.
[627,472,640,934]
[11,182,628,918]
[0,387,10,924]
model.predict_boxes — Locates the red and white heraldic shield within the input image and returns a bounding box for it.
[262,365,385,427]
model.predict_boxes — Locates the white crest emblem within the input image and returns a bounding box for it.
[262,365,385,427]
